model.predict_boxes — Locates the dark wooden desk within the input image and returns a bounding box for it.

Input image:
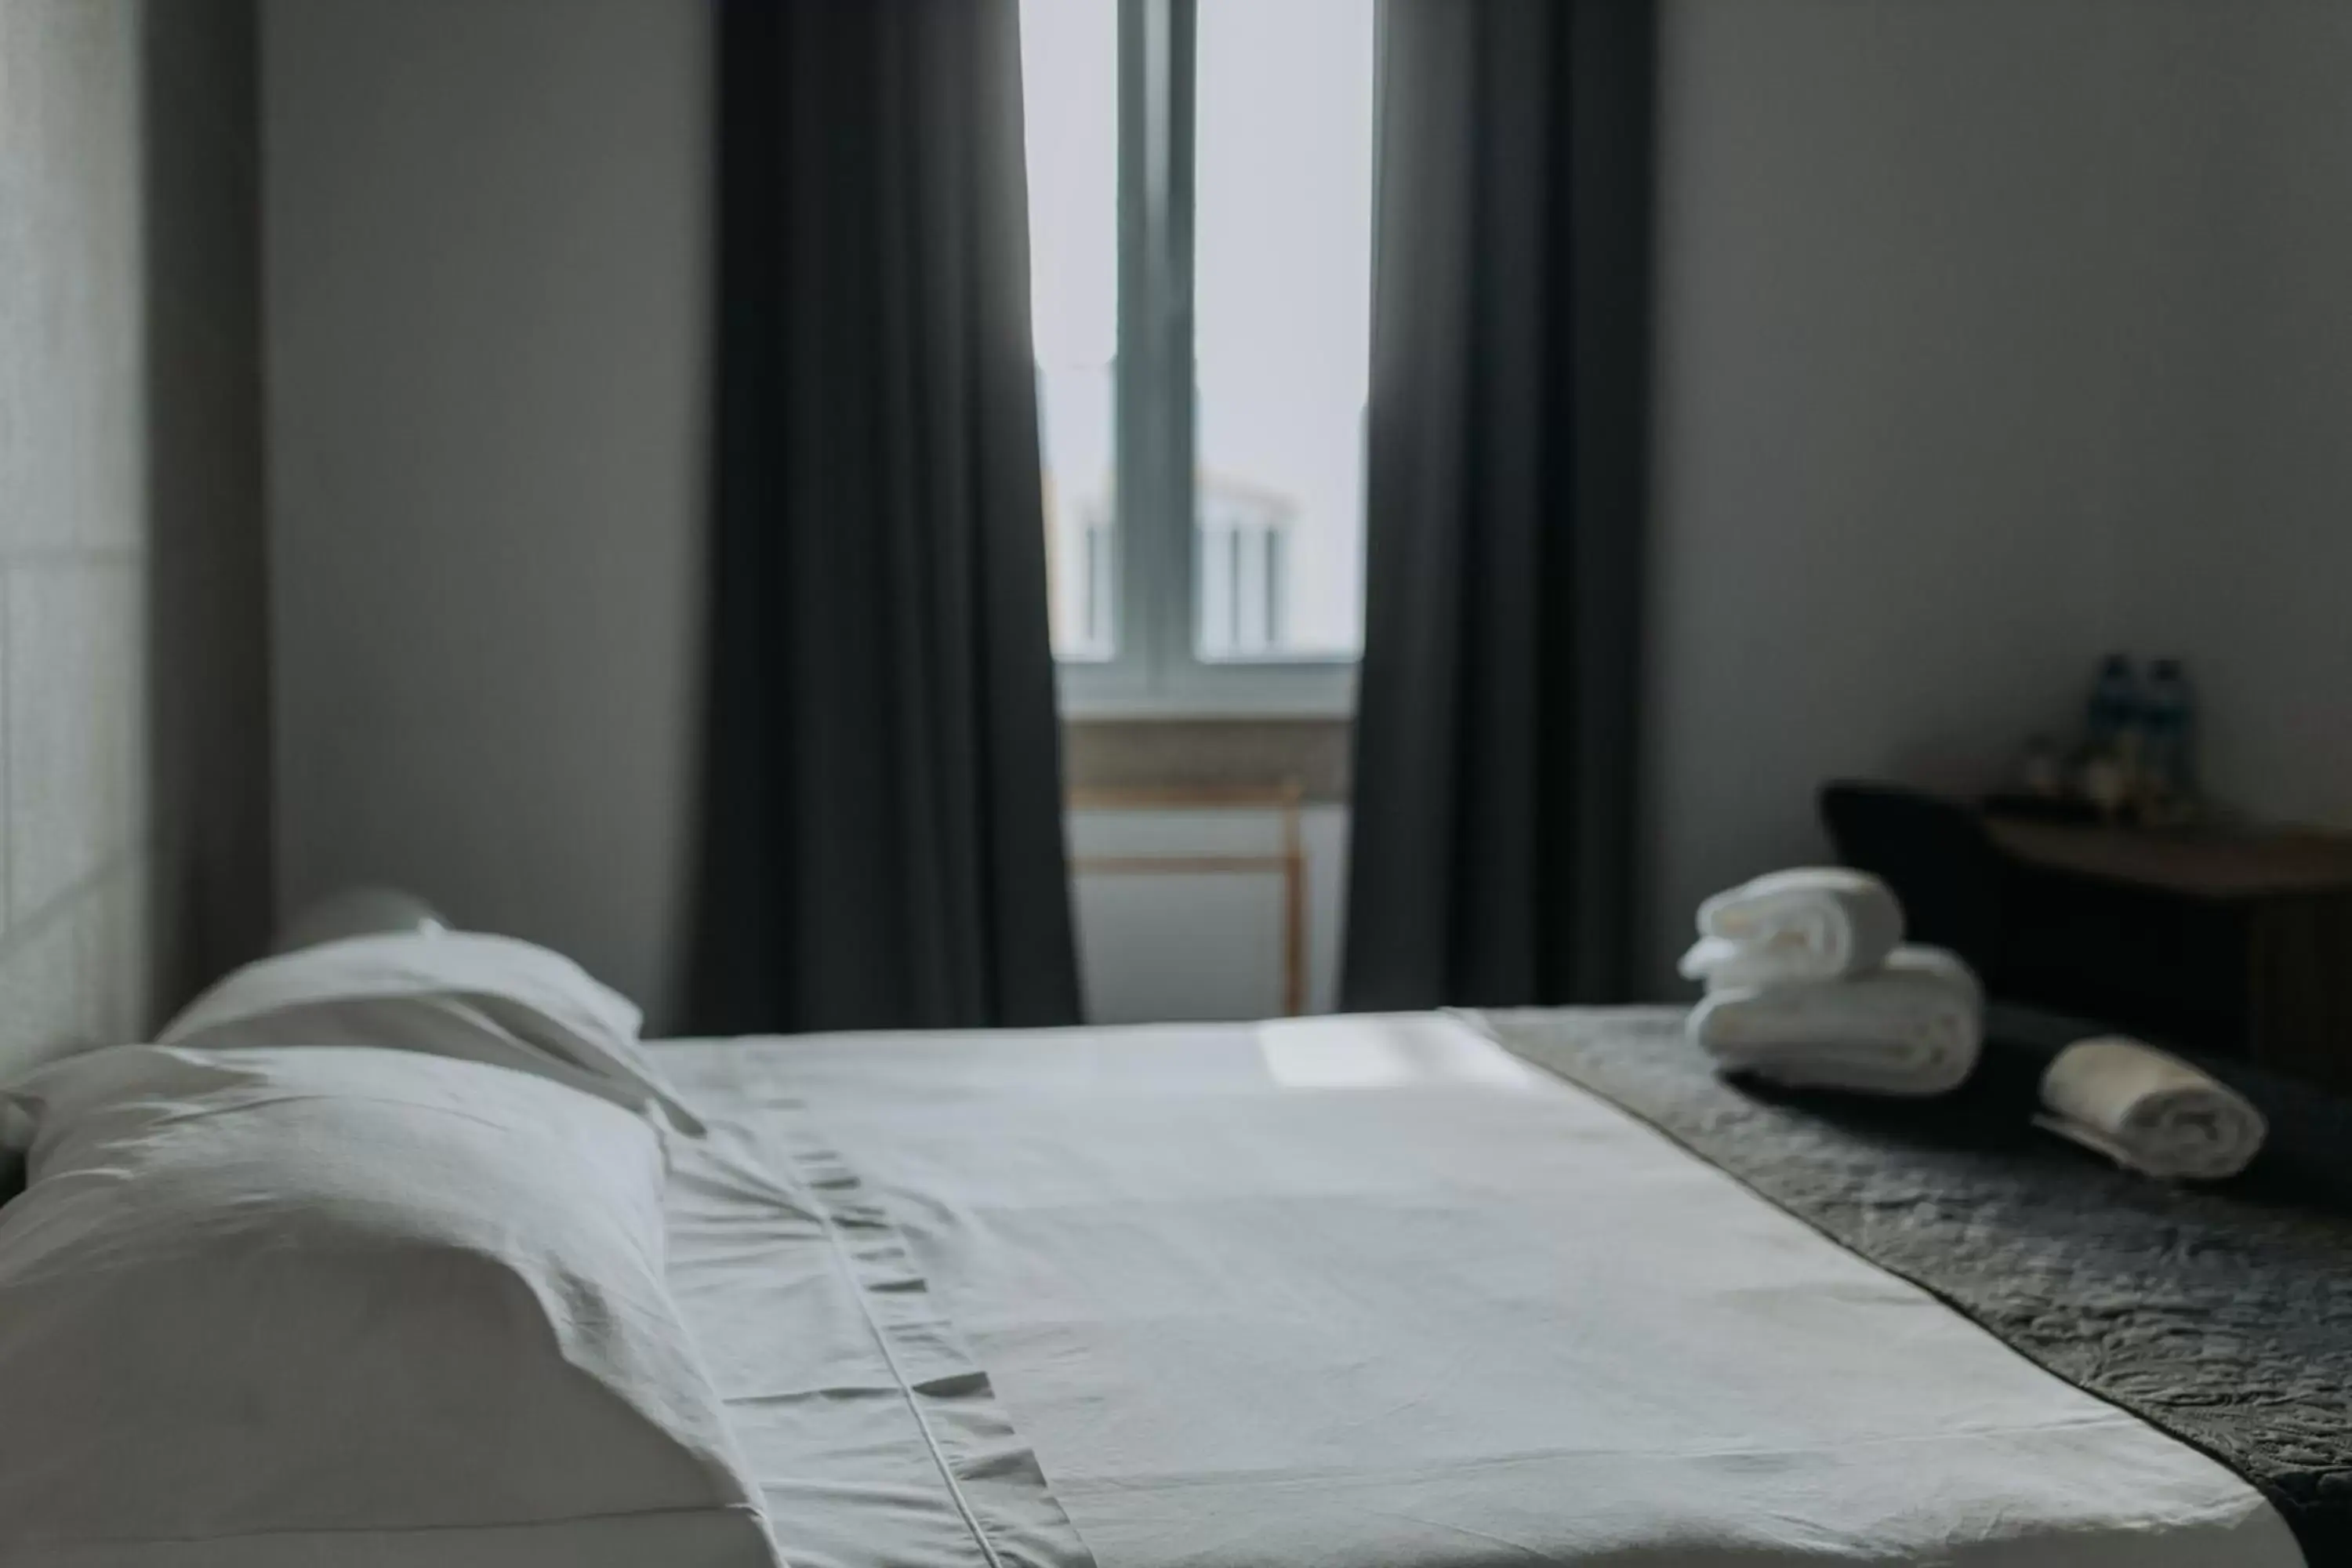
[1985,819,2352,1092]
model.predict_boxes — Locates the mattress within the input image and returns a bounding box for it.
[655,1013,2300,1568]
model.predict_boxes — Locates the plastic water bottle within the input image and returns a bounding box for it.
[2140,659,2195,814]
[2085,654,2141,760]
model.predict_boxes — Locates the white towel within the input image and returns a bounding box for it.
[1688,939,1987,1011]
[1690,946,1983,1097]
[2038,1036,2266,1181]
[1682,868,1904,986]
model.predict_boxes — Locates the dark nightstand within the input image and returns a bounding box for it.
[1985,818,2352,1094]
[1823,780,2352,1094]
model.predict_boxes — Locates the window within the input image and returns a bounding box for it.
[1023,0,1377,715]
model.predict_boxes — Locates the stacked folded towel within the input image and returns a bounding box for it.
[1682,869,1983,1096]
[2038,1035,2267,1180]
[1682,867,1905,986]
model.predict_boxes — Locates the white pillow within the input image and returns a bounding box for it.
[160,931,706,1134]
[0,1045,780,1568]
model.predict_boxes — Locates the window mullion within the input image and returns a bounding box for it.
[1159,0,1199,684]
[1116,0,1196,693]
[1112,0,1158,687]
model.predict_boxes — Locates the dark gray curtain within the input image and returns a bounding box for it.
[1341,0,1655,1011]
[688,0,1080,1033]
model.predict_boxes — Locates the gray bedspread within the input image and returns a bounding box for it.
[1480,1008,2352,1566]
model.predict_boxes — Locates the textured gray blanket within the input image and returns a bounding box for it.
[1481,1008,2352,1566]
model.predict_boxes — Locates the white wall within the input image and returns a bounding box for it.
[2105,5,2352,833]
[264,0,710,1022]
[0,1,151,1073]
[0,0,269,1076]
[1640,0,2352,991]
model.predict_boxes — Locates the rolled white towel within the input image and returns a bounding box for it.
[1682,868,1904,986]
[1689,946,1983,1097]
[2038,1036,2266,1181]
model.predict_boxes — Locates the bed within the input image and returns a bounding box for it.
[651,1010,2334,1568]
[8,939,2343,1568]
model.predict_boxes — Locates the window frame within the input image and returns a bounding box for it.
[1053,0,1361,720]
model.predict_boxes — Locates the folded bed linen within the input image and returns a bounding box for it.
[653,1015,2296,1568]
[1691,945,1982,1096]
[2040,1036,2267,1180]
[1685,867,1904,985]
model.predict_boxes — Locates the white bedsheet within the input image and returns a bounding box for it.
[656,1013,2299,1568]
